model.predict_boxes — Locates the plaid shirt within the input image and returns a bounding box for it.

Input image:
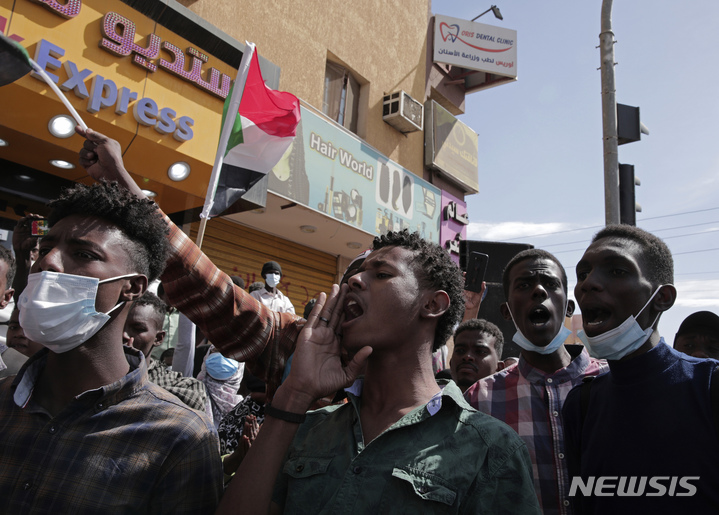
[161,221,303,399]
[146,357,208,412]
[464,345,608,515]
[0,347,223,514]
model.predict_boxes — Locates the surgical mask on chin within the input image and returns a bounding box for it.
[19,271,138,354]
[577,285,664,361]
[265,273,281,288]
[507,304,572,355]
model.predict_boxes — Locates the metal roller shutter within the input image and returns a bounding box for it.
[189,217,337,315]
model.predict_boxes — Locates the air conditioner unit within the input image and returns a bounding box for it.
[382,91,423,133]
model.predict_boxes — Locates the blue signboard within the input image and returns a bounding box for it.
[268,106,441,242]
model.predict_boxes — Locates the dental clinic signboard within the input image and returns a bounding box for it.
[434,14,517,80]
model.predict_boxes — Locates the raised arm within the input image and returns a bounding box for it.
[461,280,486,323]
[76,126,146,198]
[75,126,301,396]
[216,285,371,515]
[11,214,41,302]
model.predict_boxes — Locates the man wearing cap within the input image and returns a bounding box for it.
[250,261,295,314]
[674,311,719,360]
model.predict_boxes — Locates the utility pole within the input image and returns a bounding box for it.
[600,0,620,225]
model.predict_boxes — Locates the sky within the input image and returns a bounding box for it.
[434,0,719,341]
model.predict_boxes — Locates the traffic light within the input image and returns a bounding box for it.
[619,163,641,225]
[617,104,649,145]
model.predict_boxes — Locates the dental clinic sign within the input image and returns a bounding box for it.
[433,14,517,79]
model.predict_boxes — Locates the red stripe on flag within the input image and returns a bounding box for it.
[239,50,300,138]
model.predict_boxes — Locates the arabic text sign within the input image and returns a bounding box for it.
[433,14,517,78]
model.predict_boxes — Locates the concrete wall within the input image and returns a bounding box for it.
[177,0,431,178]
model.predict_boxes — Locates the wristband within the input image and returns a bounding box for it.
[265,403,307,424]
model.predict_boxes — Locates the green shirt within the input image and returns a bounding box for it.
[273,380,540,514]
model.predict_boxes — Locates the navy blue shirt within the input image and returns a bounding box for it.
[563,340,719,514]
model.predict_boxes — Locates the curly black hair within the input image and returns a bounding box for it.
[372,229,464,352]
[591,225,674,287]
[131,291,168,325]
[453,318,504,357]
[0,246,15,289]
[47,180,169,282]
[503,248,568,299]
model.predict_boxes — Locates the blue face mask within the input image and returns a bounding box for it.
[506,303,572,355]
[577,285,664,361]
[205,352,240,380]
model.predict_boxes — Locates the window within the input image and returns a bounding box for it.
[323,61,360,134]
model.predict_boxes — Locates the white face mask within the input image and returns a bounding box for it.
[265,273,281,288]
[19,271,138,353]
[506,303,572,355]
[577,285,665,361]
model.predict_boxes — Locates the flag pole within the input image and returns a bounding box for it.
[195,41,256,249]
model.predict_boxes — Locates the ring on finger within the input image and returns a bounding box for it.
[318,316,330,324]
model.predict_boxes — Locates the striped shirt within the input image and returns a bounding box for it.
[160,220,303,399]
[0,347,223,514]
[464,345,608,515]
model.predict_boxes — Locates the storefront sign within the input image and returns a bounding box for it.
[425,100,479,194]
[269,107,441,242]
[28,0,230,98]
[440,192,468,264]
[34,38,195,141]
[434,14,517,79]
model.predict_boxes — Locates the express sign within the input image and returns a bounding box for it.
[29,0,232,99]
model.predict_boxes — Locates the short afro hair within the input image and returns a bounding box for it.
[131,291,168,325]
[0,246,15,289]
[454,318,504,357]
[372,230,464,352]
[591,225,674,287]
[503,248,567,299]
[47,180,169,282]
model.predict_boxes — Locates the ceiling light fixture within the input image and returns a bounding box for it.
[300,225,317,233]
[167,161,191,181]
[49,159,75,169]
[48,114,76,138]
[141,189,157,198]
[0,139,8,147]
[347,242,363,249]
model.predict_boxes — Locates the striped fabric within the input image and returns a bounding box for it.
[160,218,303,399]
[464,345,608,515]
[146,357,208,412]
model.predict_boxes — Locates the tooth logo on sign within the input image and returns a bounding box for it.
[440,22,460,43]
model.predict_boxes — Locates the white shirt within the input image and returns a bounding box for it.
[249,287,296,314]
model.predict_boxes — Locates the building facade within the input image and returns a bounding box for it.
[0,0,499,313]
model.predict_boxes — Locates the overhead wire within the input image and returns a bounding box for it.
[489,206,719,243]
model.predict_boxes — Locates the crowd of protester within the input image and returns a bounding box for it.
[0,127,716,514]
